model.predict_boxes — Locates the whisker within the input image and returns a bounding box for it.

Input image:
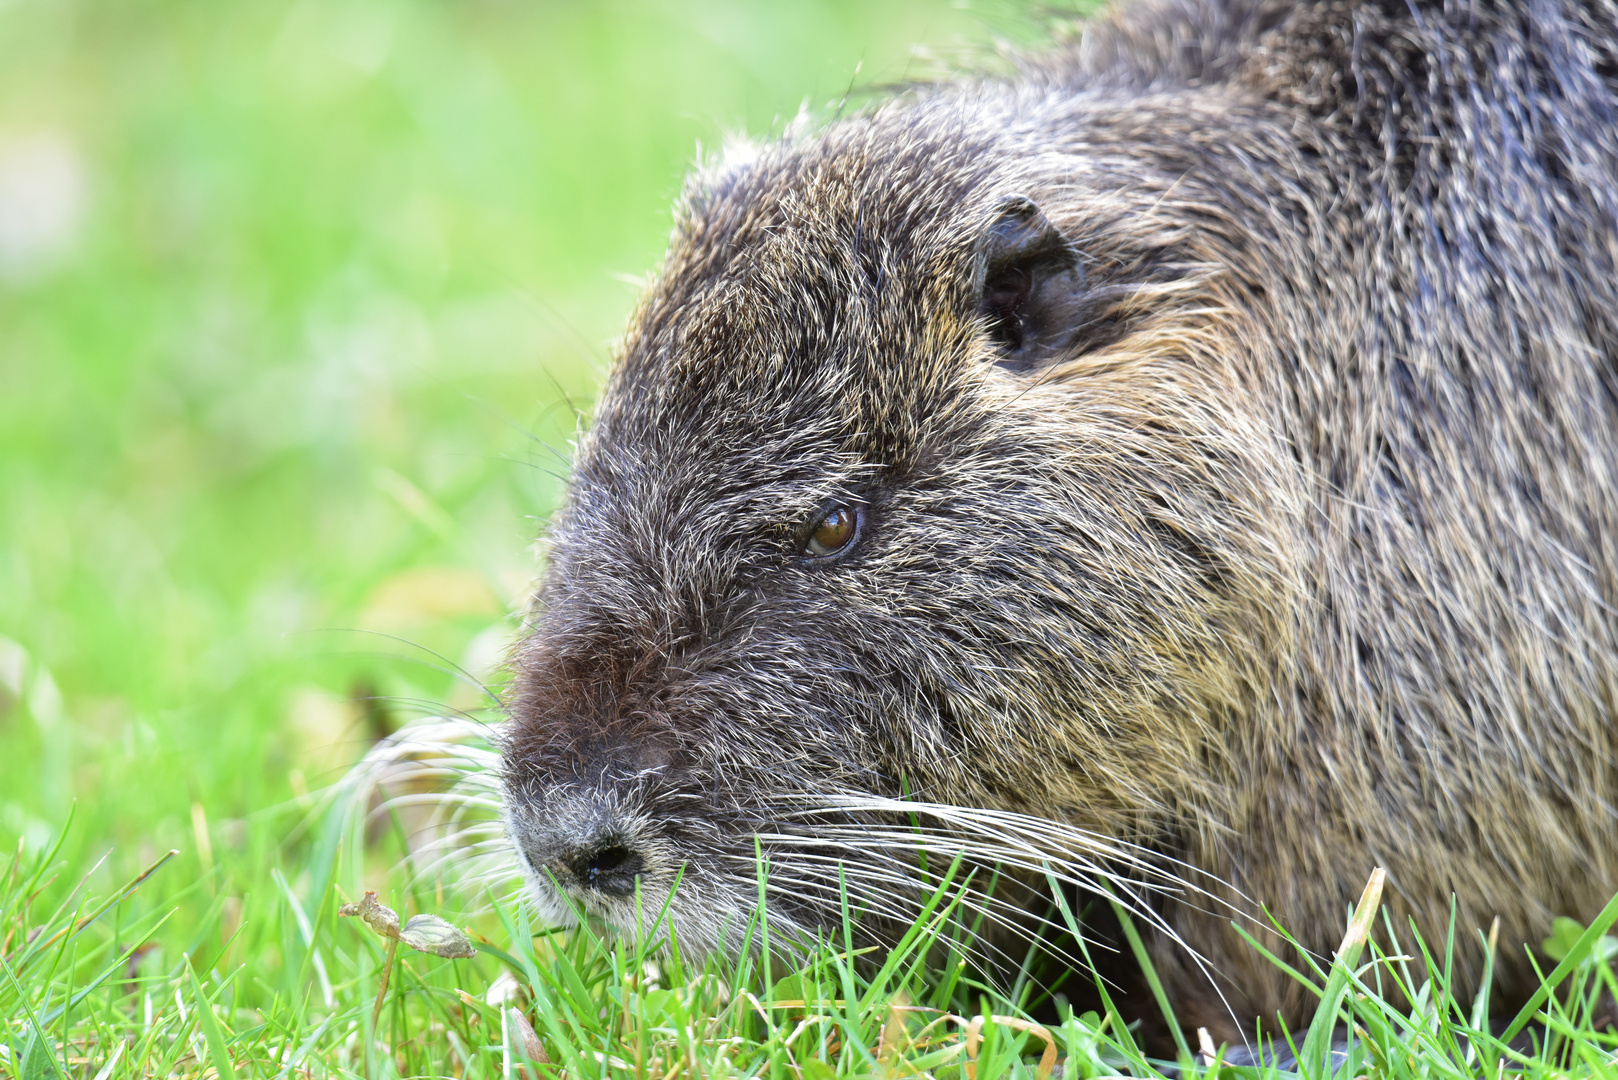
[333,715,519,906]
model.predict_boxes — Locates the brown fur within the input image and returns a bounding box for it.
[500,0,1618,1045]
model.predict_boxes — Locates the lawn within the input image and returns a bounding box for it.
[2,0,1616,1076]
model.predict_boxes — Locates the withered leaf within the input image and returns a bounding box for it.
[338,890,477,959]
[399,913,477,958]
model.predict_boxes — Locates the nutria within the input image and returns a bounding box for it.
[497,0,1618,1047]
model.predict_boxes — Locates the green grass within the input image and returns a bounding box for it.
[3,0,1617,1075]
[3,804,1617,1077]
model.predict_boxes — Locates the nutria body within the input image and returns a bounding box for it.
[500,0,1618,1045]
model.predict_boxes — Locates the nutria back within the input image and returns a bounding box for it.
[500,0,1618,1043]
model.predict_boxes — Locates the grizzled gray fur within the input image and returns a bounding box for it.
[501,0,1618,1044]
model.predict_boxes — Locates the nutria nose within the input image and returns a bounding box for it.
[562,843,646,897]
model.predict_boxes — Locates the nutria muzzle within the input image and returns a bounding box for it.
[503,784,684,931]
[511,805,648,899]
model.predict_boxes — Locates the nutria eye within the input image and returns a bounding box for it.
[803,505,861,560]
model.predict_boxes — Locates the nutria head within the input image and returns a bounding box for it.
[498,95,1294,957]
[478,0,1618,1052]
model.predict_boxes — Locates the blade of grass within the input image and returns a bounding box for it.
[1502,887,1618,1043]
[1230,923,1325,998]
[1102,884,1192,1066]
[185,956,240,1080]
[1046,875,1148,1071]
[1300,866,1384,1080]
[0,951,70,1080]
[20,850,178,974]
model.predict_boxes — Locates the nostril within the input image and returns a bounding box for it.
[564,844,646,897]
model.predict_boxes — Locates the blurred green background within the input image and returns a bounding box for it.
[0,0,1033,877]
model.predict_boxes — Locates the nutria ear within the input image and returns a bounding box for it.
[975,197,1087,372]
